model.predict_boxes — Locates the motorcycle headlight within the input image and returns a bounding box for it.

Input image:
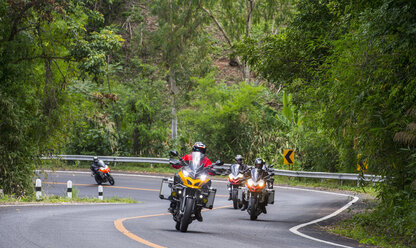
[247,179,254,187]
[183,170,189,177]
[228,174,233,179]
[259,180,265,188]
[200,174,207,181]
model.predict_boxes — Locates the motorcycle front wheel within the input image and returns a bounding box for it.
[249,197,258,221]
[232,189,239,209]
[180,197,194,232]
[94,174,103,185]
[107,174,115,185]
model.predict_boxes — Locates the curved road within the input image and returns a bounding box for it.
[0,171,361,248]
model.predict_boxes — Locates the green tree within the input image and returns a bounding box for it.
[0,0,123,195]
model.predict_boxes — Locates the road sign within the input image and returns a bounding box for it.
[357,154,368,172]
[284,149,294,165]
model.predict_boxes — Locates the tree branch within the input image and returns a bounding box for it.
[200,5,232,48]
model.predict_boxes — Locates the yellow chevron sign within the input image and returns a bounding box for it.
[284,149,294,165]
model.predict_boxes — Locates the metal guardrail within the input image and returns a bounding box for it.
[41,155,382,183]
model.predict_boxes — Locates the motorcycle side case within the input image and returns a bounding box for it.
[267,189,275,204]
[205,188,217,209]
[159,178,173,200]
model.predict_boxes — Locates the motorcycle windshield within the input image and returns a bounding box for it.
[185,151,205,178]
[230,164,241,176]
[97,160,105,168]
[250,168,261,182]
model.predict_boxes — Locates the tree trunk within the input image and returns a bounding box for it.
[169,69,178,139]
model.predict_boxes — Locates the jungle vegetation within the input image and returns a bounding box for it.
[0,0,415,246]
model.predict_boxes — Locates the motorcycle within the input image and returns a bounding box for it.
[244,166,275,220]
[159,150,222,232]
[227,163,247,209]
[92,160,115,185]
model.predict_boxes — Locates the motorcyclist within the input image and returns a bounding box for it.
[90,156,102,176]
[169,142,213,221]
[241,158,273,212]
[226,154,249,200]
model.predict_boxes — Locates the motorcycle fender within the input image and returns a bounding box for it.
[238,188,243,201]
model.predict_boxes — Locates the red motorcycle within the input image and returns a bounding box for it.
[227,163,247,209]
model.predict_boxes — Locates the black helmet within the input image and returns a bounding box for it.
[254,158,264,169]
[192,142,206,154]
[93,156,98,162]
[235,154,243,164]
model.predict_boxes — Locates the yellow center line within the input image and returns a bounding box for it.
[113,204,232,248]
[44,181,231,247]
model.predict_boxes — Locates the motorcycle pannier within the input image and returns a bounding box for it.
[159,178,173,200]
[267,189,275,204]
[205,188,217,209]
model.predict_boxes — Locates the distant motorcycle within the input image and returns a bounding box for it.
[92,160,115,185]
[159,150,222,232]
[244,166,274,220]
[227,163,247,209]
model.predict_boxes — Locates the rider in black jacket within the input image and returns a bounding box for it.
[226,154,249,200]
[241,158,274,212]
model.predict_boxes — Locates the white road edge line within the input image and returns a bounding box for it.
[289,196,359,248]
[42,170,360,247]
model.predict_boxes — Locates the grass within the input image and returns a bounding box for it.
[0,187,138,205]
[328,213,414,248]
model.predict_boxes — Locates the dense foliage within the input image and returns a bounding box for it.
[1,0,415,245]
[236,0,416,246]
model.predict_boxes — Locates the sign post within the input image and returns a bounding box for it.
[284,149,295,169]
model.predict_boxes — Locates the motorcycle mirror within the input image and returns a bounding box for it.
[169,150,179,157]
[215,160,224,166]
[269,164,274,168]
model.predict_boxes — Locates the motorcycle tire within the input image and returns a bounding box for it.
[232,189,239,209]
[94,174,103,185]
[180,197,194,232]
[107,174,115,185]
[249,197,258,221]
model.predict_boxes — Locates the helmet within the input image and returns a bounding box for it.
[235,154,243,164]
[192,142,206,154]
[254,158,264,169]
[93,156,98,162]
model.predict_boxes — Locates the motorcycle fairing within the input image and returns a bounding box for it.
[246,168,266,192]
[178,151,210,189]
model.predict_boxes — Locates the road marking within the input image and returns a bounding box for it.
[285,186,360,248]
[114,213,169,248]
[114,204,232,248]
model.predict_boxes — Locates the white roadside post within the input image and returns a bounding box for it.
[98,185,103,200]
[35,179,42,200]
[67,180,72,199]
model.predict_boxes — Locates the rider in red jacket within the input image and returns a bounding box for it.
[169,142,213,221]
[171,142,214,175]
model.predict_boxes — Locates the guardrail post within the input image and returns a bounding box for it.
[67,180,72,199]
[150,163,154,169]
[98,185,103,200]
[340,180,343,186]
[36,179,42,200]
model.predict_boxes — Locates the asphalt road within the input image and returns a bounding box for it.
[0,171,362,248]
